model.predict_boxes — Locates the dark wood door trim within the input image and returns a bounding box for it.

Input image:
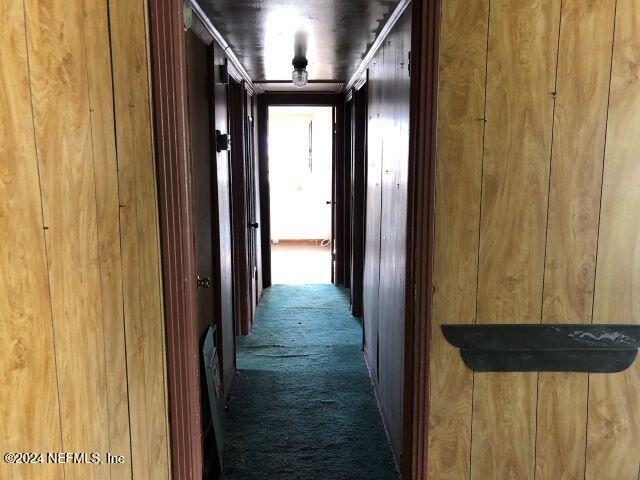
[260,92,344,106]
[148,0,202,478]
[333,102,346,285]
[402,0,441,478]
[228,76,252,336]
[257,93,345,289]
[350,80,368,318]
[256,96,271,288]
[331,107,342,285]
[342,100,352,288]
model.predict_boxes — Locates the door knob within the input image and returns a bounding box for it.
[197,275,212,289]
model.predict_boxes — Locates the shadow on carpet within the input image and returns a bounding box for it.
[221,284,398,480]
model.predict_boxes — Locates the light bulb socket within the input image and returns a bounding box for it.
[292,58,308,70]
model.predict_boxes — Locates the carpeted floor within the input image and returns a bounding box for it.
[222,284,398,479]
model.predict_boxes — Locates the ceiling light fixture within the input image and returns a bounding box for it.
[292,58,308,88]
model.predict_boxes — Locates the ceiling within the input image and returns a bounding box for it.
[198,0,401,84]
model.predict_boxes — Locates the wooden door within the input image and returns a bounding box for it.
[212,48,237,398]
[186,30,224,474]
[188,34,217,338]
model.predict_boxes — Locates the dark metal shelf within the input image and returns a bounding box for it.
[442,324,640,373]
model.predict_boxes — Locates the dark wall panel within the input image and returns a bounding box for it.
[362,7,412,460]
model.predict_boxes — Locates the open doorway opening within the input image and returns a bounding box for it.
[268,106,333,284]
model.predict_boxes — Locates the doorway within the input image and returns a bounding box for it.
[267,106,334,284]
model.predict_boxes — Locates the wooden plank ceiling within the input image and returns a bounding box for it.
[198,0,401,82]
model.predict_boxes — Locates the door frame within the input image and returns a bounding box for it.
[402,0,441,478]
[147,0,440,477]
[227,69,254,337]
[347,75,368,318]
[257,93,345,288]
[148,1,202,478]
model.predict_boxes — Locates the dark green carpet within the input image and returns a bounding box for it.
[222,284,398,479]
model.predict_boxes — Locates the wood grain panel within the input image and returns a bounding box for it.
[363,54,382,379]
[378,26,406,455]
[362,9,412,461]
[536,1,615,478]
[473,1,560,478]
[391,18,410,455]
[541,0,615,325]
[472,373,538,479]
[378,36,394,435]
[81,0,133,477]
[109,0,171,477]
[428,0,488,477]
[0,2,64,478]
[3,1,169,477]
[24,0,111,477]
[588,1,640,478]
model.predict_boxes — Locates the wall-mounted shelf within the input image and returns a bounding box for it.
[442,324,640,373]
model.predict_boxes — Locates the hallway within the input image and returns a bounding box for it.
[222,285,398,479]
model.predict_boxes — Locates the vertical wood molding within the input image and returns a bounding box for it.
[148,0,202,478]
[334,101,346,285]
[349,83,368,319]
[342,101,352,289]
[257,96,272,288]
[403,0,441,477]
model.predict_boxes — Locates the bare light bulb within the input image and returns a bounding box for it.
[292,68,308,88]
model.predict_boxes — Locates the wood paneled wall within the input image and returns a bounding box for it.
[363,7,412,460]
[428,0,640,478]
[0,0,170,478]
